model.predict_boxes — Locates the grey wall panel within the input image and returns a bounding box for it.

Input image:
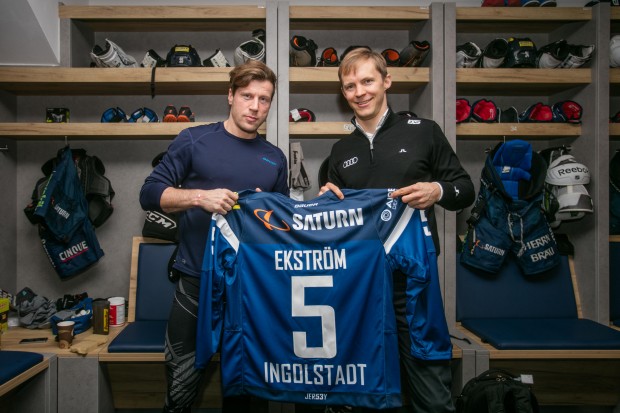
[16,139,170,300]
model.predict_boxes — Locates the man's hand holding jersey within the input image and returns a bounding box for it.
[319,181,441,210]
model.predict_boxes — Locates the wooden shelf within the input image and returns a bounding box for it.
[456,7,591,33]
[290,6,429,30]
[456,122,581,139]
[289,122,356,138]
[612,8,620,33]
[0,67,232,96]
[0,123,265,140]
[289,67,429,94]
[59,5,266,32]
[456,68,590,95]
[611,124,620,137]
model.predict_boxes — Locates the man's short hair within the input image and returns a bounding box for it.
[229,60,277,98]
[338,48,388,84]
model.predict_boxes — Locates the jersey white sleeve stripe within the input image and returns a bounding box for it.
[215,213,240,252]
[384,207,415,254]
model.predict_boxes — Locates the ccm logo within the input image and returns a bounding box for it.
[343,157,358,168]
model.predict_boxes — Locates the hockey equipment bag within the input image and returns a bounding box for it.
[90,39,138,68]
[478,38,509,68]
[25,148,115,229]
[51,297,93,335]
[234,29,266,66]
[456,369,539,413]
[504,38,537,68]
[399,40,430,67]
[32,147,89,242]
[461,140,560,275]
[289,35,318,67]
[166,45,202,67]
[32,147,105,278]
[456,42,482,68]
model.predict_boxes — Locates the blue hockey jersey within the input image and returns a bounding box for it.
[196,189,450,408]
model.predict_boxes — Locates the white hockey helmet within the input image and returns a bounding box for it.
[544,153,593,228]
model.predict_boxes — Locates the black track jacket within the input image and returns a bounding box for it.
[327,110,475,252]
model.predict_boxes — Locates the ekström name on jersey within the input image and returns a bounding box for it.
[275,247,347,271]
[292,208,363,231]
[264,362,367,386]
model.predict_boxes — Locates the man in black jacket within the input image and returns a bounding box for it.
[319,48,475,413]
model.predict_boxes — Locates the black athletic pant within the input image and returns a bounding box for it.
[355,273,455,413]
[163,274,267,413]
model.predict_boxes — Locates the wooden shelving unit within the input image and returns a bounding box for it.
[58,4,266,32]
[456,122,582,140]
[0,67,232,96]
[288,67,429,95]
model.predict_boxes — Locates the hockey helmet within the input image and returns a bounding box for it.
[166,45,202,67]
[543,149,593,227]
[504,37,537,68]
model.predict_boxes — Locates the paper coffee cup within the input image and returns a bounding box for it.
[108,297,125,327]
[57,320,75,349]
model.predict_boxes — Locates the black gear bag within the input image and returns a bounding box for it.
[456,368,539,413]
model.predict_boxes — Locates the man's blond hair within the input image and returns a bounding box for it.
[338,48,388,84]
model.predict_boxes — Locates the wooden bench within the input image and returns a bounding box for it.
[98,236,222,410]
[455,253,620,406]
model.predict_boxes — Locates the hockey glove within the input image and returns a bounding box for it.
[471,99,499,123]
[381,49,401,67]
[552,100,582,124]
[456,98,472,123]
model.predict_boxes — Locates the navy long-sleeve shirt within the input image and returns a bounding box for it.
[140,122,289,277]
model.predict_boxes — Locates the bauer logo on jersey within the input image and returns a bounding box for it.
[253,207,364,231]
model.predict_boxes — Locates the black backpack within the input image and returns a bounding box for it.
[456,369,539,413]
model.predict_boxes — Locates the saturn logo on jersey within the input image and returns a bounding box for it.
[254,209,291,231]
